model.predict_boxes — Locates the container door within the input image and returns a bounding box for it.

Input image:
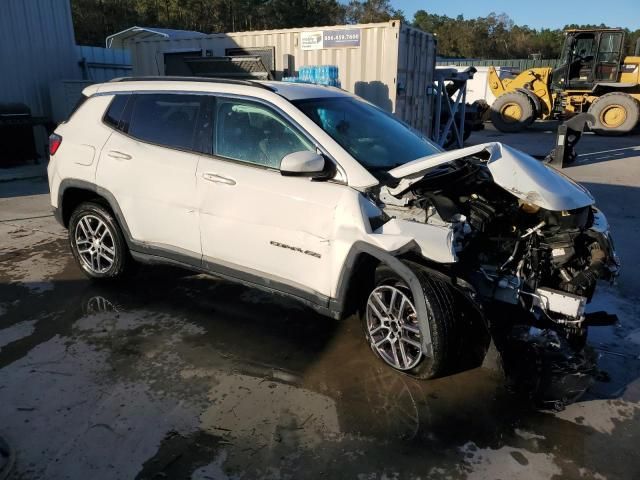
[395,28,436,137]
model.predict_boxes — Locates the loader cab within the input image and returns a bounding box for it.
[551,29,625,91]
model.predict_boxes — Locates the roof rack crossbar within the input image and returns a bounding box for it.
[109,76,275,91]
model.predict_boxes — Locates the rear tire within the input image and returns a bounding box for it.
[360,263,460,379]
[69,201,128,280]
[588,92,640,136]
[490,92,535,133]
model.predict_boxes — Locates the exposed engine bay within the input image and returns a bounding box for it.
[371,142,620,405]
[401,162,614,316]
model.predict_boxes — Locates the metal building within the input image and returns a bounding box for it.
[131,21,437,136]
[106,26,206,49]
[77,46,132,82]
[0,0,81,161]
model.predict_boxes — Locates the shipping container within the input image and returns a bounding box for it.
[131,21,437,136]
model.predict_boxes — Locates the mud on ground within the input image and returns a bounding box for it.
[2,146,640,480]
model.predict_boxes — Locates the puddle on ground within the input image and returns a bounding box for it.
[1,261,640,479]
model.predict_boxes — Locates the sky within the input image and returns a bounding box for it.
[389,0,640,30]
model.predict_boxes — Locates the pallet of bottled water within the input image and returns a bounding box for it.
[283,65,341,87]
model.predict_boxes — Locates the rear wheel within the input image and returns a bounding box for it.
[490,92,535,133]
[588,92,640,136]
[69,201,129,280]
[361,264,459,379]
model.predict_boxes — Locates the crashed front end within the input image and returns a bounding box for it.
[372,142,620,405]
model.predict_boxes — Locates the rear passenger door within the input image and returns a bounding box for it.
[96,93,211,261]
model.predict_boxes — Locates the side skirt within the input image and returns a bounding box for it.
[130,249,339,319]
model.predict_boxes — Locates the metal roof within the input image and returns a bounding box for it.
[106,26,206,49]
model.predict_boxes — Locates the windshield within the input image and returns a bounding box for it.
[293,97,442,171]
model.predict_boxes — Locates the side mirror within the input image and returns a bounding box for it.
[280,151,326,177]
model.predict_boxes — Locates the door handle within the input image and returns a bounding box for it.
[107,150,132,160]
[202,172,236,186]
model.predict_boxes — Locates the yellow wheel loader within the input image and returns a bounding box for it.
[488,28,640,135]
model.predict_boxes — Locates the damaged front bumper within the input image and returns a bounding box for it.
[532,208,620,325]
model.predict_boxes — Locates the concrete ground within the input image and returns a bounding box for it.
[1,124,640,479]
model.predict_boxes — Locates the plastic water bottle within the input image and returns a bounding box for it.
[291,65,340,86]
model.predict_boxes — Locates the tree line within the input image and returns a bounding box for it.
[413,12,640,59]
[72,0,640,59]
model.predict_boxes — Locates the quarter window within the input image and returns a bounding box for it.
[127,94,209,153]
[215,99,313,168]
[103,94,129,129]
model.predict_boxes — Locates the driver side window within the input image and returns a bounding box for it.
[214,98,314,168]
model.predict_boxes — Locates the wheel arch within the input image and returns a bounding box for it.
[516,88,543,118]
[333,243,490,370]
[333,242,481,354]
[58,179,133,247]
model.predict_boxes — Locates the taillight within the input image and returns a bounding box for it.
[49,133,62,156]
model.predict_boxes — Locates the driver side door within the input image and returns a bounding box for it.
[594,31,624,82]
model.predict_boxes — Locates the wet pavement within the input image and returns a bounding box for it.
[2,153,640,479]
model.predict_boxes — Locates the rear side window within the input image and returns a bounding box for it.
[103,95,129,129]
[127,93,210,153]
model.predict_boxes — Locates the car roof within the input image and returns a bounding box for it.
[83,77,352,102]
[257,81,351,101]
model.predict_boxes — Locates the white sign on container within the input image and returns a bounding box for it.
[301,29,361,50]
[301,31,324,50]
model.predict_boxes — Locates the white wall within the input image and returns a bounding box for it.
[447,66,516,104]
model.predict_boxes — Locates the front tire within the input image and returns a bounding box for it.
[361,264,460,379]
[69,201,128,280]
[490,91,535,133]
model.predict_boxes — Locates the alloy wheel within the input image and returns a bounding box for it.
[74,214,116,274]
[366,285,423,370]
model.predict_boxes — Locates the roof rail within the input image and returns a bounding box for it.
[109,76,275,91]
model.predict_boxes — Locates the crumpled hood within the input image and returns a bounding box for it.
[386,142,594,211]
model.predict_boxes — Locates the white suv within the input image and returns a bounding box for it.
[48,77,619,379]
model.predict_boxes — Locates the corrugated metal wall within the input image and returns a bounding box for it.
[50,80,94,122]
[77,46,132,82]
[0,0,81,118]
[132,21,437,135]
